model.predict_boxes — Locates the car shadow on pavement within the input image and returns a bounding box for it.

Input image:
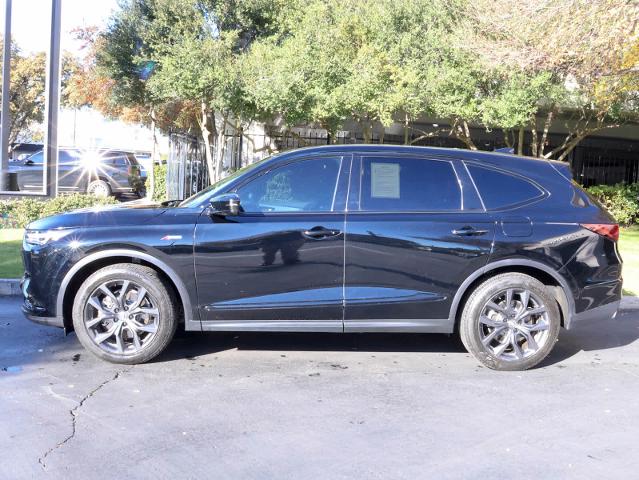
[154,331,465,363]
[539,307,639,367]
[156,307,639,367]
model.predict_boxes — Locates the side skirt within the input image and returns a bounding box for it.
[191,318,453,333]
[344,319,453,333]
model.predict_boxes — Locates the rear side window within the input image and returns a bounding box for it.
[101,152,129,166]
[467,164,543,210]
[59,150,80,164]
[359,157,461,211]
[27,151,44,164]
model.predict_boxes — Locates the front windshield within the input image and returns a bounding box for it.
[179,156,272,207]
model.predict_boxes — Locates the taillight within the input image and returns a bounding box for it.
[581,223,619,242]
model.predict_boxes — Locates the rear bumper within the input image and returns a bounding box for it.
[566,300,620,329]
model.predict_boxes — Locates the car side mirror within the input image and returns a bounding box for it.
[209,193,241,217]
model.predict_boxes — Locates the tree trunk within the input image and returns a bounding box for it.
[538,110,554,158]
[517,127,524,155]
[531,124,538,157]
[216,127,226,181]
[147,107,157,200]
[198,101,215,184]
[362,119,372,144]
[556,134,588,163]
[453,119,477,150]
[403,114,410,145]
[503,129,513,149]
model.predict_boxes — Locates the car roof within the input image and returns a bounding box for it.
[275,144,555,172]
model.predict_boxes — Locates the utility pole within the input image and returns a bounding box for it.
[0,0,12,191]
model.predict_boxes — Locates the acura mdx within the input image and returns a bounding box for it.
[21,145,623,370]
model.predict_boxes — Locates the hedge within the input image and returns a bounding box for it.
[585,183,639,226]
[0,194,118,229]
[152,163,168,203]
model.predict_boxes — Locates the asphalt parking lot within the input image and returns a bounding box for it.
[2,296,639,479]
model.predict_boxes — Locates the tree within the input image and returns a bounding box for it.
[0,42,46,151]
[95,1,163,197]
[97,0,288,183]
[462,0,639,160]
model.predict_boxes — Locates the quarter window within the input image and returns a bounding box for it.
[467,164,543,210]
[359,157,461,211]
[26,151,44,164]
[236,156,342,213]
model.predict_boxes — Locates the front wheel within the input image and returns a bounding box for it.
[72,264,178,364]
[459,273,561,371]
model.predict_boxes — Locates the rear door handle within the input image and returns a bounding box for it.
[452,226,489,237]
[302,226,341,239]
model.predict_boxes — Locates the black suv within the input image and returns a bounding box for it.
[21,145,622,370]
[10,147,146,197]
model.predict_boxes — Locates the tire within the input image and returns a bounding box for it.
[72,263,178,364]
[459,273,561,371]
[87,179,112,197]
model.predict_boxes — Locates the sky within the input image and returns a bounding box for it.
[8,0,120,55]
[4,0,165,153]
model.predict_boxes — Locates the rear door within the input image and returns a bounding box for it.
[343,154,495,332]
[15,151,45,192]
[57,149,83,192]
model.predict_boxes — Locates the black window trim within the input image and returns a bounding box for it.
[351,153,467,214]
[463,160,548,211]
[229,153,351,215]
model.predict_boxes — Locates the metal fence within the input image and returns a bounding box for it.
[165,127,639,199]
[166,133,210,201]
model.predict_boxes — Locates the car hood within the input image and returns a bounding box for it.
[27,200,169,230]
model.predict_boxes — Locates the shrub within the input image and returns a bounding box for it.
[0,194,118,229]
[152,163,168,203]
[585,183,639,226]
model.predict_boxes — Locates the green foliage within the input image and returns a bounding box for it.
[0,229,23,278]
[585,184,639,226]
[0,194,118,229]
[152,163,168,202]
[95,0,637,157]
[244,0,464,135]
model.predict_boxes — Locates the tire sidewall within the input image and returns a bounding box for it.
[87,180,111,197]
[460,274,561,371]
[72,265,176,364]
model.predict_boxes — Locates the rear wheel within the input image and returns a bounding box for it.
[87,179,112,197]
[459,273,561,371]
[72,264,178,364]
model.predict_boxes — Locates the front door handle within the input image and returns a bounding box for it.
[302,226,341,240]
[452,226,489,237]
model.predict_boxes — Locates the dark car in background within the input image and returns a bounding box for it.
[21,145,622,370]
[10,147,146,198]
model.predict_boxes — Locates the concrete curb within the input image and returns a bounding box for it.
[0,278,20,296]
[621,295,639,310]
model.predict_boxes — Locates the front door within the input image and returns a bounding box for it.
[194,154,351,331]
[343,154,495,332]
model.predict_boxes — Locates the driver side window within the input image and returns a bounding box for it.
[236,156,342,213]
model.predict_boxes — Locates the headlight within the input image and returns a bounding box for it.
[24,229,71,246]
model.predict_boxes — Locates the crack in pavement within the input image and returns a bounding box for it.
[38,367,132,470]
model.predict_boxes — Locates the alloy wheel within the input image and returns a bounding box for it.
[478,288,550,361]
[83,279,159,355]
